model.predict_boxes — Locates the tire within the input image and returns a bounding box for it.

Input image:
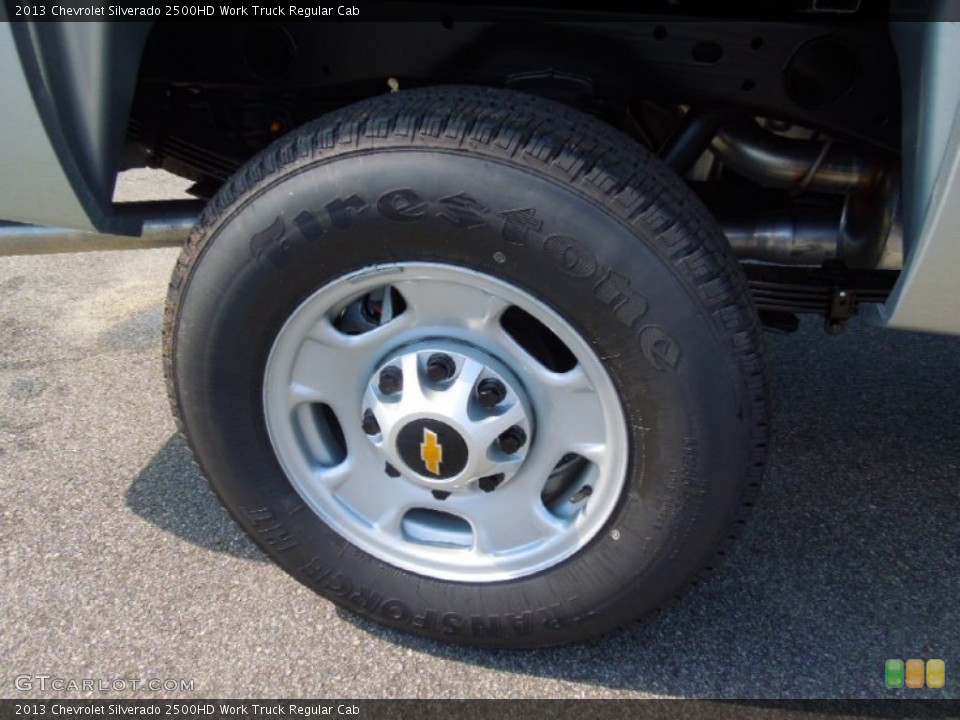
[163,86,769,648]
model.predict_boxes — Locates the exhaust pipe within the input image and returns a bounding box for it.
[0,200,202,257]
[711,116,883,194]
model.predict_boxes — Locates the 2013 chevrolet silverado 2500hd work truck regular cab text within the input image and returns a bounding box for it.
[0,2,957,647]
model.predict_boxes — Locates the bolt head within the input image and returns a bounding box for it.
[426,354,456,383]
[361,409,380,436]
[478,474,505,493]
[497,426,527,455]
[378,366,402,395]
[384,462,401,478]
[569,485,594,504]
[476,378,507,408]
[431,490,451,501]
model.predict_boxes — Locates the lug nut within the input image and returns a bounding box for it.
[497,426,527,455]
[384,462,400,478]
[478,474,505,493]
[378,365,402,395]
[476,378,507,408]
[426,353,456,383]
[361,409,380,436]
[431,490,451,501]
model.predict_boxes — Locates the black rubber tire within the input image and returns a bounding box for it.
[163,86,769,648]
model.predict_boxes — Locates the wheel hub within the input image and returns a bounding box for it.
[361,344,533,493]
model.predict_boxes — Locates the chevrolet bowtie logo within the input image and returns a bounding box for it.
[420,428,443,476]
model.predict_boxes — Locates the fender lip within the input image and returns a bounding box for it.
[0,21,153,233]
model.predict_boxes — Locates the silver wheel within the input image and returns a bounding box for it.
[263,263,628,582]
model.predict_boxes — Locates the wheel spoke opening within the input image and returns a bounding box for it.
[500,305,577,373]
[541,453,599,521]
[333,286,407,335]
[294,402,347,467]
[401,508,473,549]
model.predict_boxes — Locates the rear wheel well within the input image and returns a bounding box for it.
[125,16,903,331]
[125,17,900,190]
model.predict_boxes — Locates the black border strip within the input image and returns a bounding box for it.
[0,0,908,24]
[2,700,960,720]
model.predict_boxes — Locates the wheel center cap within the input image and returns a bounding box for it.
[396,419,469,480]
[360,344,533,492]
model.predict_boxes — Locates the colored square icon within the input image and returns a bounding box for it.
[927,659,945,689]
[905,659,925,688]
[885,659,904,688]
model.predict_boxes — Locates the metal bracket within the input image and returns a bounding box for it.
[826,287,856,334]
